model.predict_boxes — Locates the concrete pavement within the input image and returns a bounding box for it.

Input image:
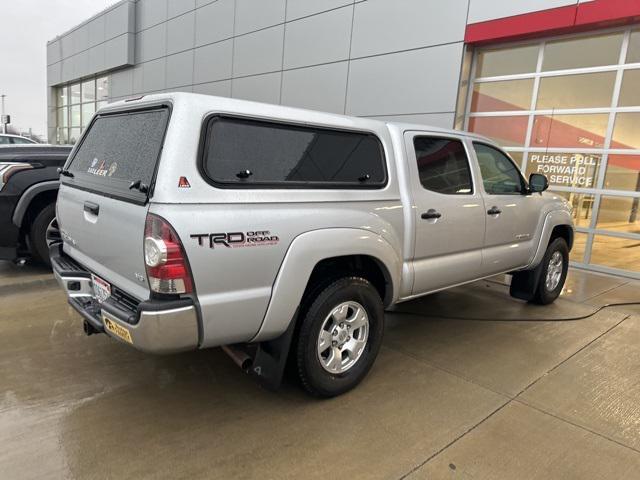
[0,264,638,479]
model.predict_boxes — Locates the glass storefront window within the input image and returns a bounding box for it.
[57,107,68,128]
[618,69,640,107]
[471,79,533,112]
[604,155,640,192]
[69,128,82,144]
[542,32,624,71]
[467,116,528,147]
[531,114,609,149]
[82,103,95,128]
[552,192,595,228]
[97,76,109,101]
[57,127,68,144]
[70,105,81,128]
[81,79,95,103]
[536,72,616,110]
[57,86,68,107]
[626,29,640,64]
[611,113,640,150]
[571,232,588,263]
[526,153,601,189]
[590,235,640,272]
[70,84,81,104]
[467,27,640,277]
[475,44,539,77]
[596,195,640,234]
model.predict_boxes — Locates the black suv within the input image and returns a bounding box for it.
[0,145,72,266]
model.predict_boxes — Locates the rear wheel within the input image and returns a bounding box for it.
[29,203,56,268]
[531,237,569,305]
[295,277,384,397]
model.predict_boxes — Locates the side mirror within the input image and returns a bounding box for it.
[528,173,548,193]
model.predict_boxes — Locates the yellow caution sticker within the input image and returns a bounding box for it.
[103,317,133,344]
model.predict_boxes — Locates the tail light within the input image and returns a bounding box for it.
[0,162,33,191]
[144,213,193,294]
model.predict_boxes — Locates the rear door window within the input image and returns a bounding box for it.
[66,107,169,201]
[201,116,387,188]
[413,137,473,194]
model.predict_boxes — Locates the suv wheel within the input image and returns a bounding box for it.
[29,203,56,268]
[531,237,569,305]
[295,277,384,397]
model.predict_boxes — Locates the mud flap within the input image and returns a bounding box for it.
[249,308,299,391]
[509,262,544,302]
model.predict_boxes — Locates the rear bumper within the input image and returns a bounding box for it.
[50,244,199,354]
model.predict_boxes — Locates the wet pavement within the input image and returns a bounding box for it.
[1,264,639,479]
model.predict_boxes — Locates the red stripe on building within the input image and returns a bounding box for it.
[465,0,640,45]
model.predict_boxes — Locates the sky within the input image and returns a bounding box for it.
[0,0,115,138]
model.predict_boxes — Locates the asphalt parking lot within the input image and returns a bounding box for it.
[1,262,639,479]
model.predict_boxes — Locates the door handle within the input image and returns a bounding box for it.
[421,209,442,220]
[84,201,99,216]
[487,206,502,215]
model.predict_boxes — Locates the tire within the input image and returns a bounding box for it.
[531,237,569,305]
[295,277,384,397]
[29,203,56,268]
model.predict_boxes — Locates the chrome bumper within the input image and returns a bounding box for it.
[52,247,199,354]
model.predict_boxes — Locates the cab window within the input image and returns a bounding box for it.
[413,136,473,194]
[473,143,524,195]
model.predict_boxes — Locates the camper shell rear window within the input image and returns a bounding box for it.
[64,106,170,202]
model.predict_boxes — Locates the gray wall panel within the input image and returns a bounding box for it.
[283,6,352,69]
[168,0,196,18]
[193,79,232,96]
[88,15,106,48]
[136,23,167,62]
[47,41,61,66]
[137,0,168,31]
[167,11,195,55]
[104,33,134,70]
[105,2,131,40]
[286,0,354,21]
[194,39,233,83]
[235,0,286,35]
[281,62,348,113]
[351,0,467,58]
[133,65,144,93]
[232,72,281,104]
[142,58,167,92]
[47,63,62,87]
[233,25,284,77]
[110,68,133,98]
[346,42,464,116]
[195,0,235,46]
[467,0,577,24]
[166,50,194,88]
[89,43,106,74]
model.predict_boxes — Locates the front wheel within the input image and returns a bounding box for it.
[531,237,569,305]
[295,277,384,397]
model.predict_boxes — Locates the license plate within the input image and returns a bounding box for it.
[91,274,111,304]
[103,316,133,344]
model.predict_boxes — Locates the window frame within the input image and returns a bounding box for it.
[412,135,475,195]
[472,141,528,195]
[197,114,388,190]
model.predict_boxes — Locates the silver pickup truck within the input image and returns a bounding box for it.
[50,93,574,397]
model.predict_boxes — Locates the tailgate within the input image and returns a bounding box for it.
[57,105,170,300]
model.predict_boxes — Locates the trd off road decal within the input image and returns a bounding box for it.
[190,231,279,249]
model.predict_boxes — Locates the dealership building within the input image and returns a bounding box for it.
[46,0,640,277]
